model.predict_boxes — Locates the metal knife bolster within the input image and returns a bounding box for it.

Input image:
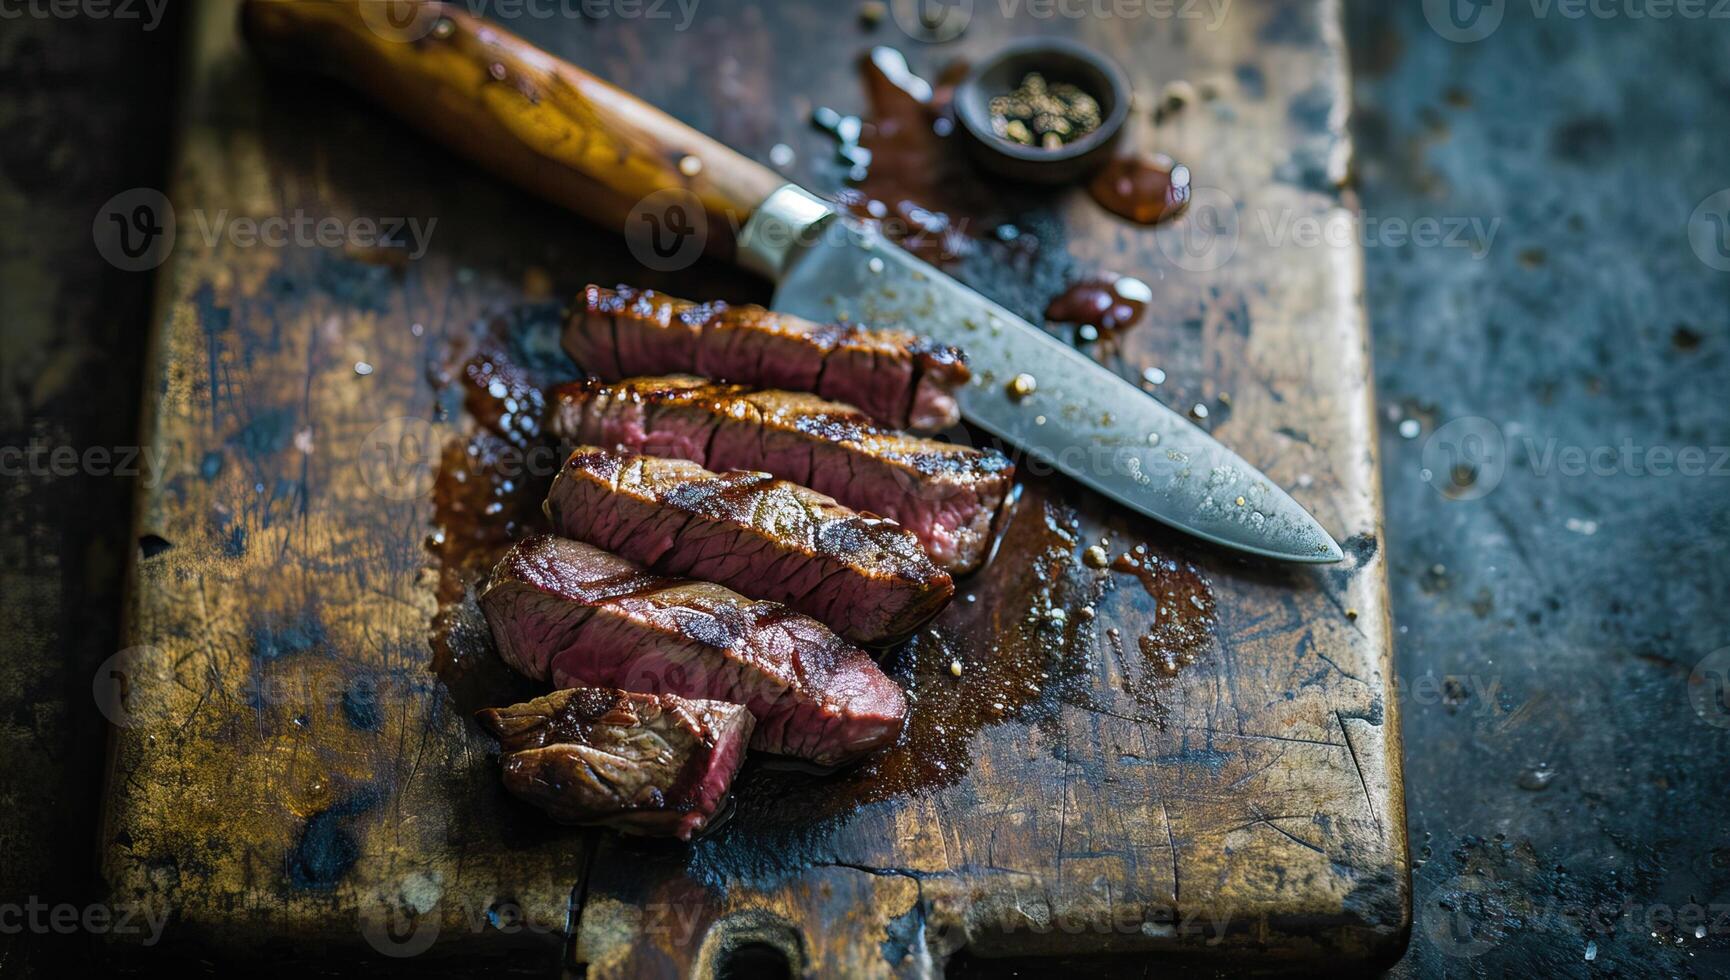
[739,185,838,281]
[739,185,1343,564]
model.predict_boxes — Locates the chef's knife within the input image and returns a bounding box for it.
[243,0,1342,563]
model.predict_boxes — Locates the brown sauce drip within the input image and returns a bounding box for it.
[836,48,997,264]
[719,489,1108,812]
[427,328,565,712]
[426,432,552,702]
[1110,546,1216,678]
[460,351,544,448]
[1088,154,1192,225]
[1044,274,1153,334]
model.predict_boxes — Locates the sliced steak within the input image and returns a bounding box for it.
[545,376,1014,573]
[476,687,752,840]
[546,447,954,645]
[480,535,907,765]
[567,284,969,432]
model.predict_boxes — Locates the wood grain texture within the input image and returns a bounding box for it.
[101,0,1408,973]
[241,0,784,262]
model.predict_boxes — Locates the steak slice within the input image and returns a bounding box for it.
[546,447,954,645]
[545,376,1014,573]
[476,687,752,841]
[567,284,969,432]
[480,535,907,765]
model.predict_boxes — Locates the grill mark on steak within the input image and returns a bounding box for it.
[544,376,1015,573]
[476,687,752,840]
[567,284,970,432]
[546,447,954,645]
[480,536,907,765]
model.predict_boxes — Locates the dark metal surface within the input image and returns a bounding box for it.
[1348,3,1730,977]
[0,1,1725,976]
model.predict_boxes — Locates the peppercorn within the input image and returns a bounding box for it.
[988,72,1102,149]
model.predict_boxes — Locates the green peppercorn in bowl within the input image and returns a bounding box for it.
[953,39,1130,185]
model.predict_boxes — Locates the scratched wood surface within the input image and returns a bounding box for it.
[101,0,1408,974]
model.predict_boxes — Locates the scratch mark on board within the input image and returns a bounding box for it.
[1335,710,1382,834]
[1161,802,1180,906]
[1252,817,1325,855]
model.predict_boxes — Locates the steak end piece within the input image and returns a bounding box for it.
[567,284,970,432]
[545,376,1015,574]
[547,446,954,645]
[480,536,907,765]
[476,687,752,840]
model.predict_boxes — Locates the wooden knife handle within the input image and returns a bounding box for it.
[241,0,784,262]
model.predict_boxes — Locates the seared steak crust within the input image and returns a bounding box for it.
[566,284,969,432]
[545,376,1013,573]
[476,687,752,840]
[546,447,953,645]
[480,536,907,765]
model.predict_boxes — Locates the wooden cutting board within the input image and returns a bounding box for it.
[101,0,1408,974]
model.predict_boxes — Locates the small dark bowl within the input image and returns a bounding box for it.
[953,38,1130,185]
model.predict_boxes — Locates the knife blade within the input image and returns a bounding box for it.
[742,186,1342,564]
